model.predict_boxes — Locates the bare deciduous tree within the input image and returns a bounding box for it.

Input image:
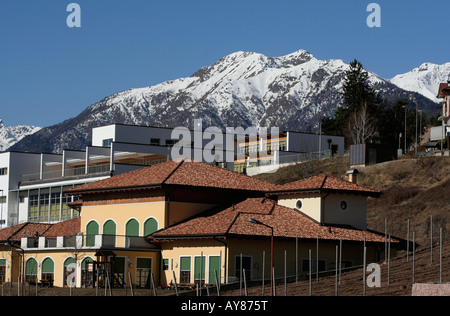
[346,103,377,145]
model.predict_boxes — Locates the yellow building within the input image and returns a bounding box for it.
[0,159,397,290]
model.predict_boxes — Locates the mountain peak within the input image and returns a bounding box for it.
[8,49,441,153]
[0,120,41,152]
[389,62,450,102]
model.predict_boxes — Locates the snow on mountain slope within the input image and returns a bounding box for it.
[0,118,41,151]
[9,50,440,153]
[390,62,450,103]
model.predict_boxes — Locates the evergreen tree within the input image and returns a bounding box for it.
[322,59,383,147]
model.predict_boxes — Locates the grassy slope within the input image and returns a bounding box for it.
[255,156,450,247]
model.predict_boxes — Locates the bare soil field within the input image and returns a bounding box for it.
[220,240,449,296]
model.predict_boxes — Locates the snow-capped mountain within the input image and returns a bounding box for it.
[10,50,439,153]
[0,118,41,151]
[390,62,450,103]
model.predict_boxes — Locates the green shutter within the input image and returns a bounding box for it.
[126,219,139,247]
[180,257,191,271]
[144,218,158,235]
[42,258,54,274]
[194,256,206,281]
[64,257,76,266]
[103,220,116,235]
[0,259,6,266]
[103,220,116,247]
[86,221,99,247]
[209,256,221,283]
[137,258,152,269]
[126,219,139,236]
[25,258,38,275]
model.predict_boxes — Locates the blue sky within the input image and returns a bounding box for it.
[1,0,449,127]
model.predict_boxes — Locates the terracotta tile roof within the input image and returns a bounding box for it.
[66,159,277,195]
[270,174,381,197]
[42,218,81,237]
[0,222,52,243]
[151,198,393,243]
[0,218,81,242]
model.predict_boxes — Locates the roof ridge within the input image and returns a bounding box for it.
[161,159,185,185]
[7,222,28,242]
[320,174,328,189]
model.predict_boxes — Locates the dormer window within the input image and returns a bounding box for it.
[340,200,348,211]
[295,199,303,210]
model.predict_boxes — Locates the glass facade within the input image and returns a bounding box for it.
[23,185,81,223]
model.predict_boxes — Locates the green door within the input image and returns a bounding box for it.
[113,257,125,287]
[208,256,221,284]
[194,256,206,283]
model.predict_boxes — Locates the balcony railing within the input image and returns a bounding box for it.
[21,234,152,250]
[20,164,111,183]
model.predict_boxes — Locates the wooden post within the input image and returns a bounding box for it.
[388,235,391,286]
[309,249,312,296]
[262,251,265,296]
[151,273,157,296]
[284,250,287,296]
[407,219,410,262]
[412,232,416,284]
[129,272,134,296]
[440,228,443,284]
[335,245,338,296]
[295,237,298,283]
[430,216,433,264]
[243,269,248,296]
[316,235,319,283]
[339,237,342,285]
[215,270,220,296]
[363,246,367,296]
[172,271,179,296]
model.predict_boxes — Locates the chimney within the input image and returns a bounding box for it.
[346,168,359,184]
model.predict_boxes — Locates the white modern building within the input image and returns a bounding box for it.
[0,123,344,228]
[234,130,344,174]
[429,82,450,153]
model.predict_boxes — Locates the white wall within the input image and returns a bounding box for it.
[0,153,10,228]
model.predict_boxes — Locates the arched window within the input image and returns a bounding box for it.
[103,220,117,247]
[41,257,55,286]
[25,258,38,284]
[144,218,158,236]
[126,219,140,248]
[86,221,99,247]
[64,257,76,287]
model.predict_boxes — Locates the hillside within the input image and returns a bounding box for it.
[220,239,449,296]
[255,155,450,247]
